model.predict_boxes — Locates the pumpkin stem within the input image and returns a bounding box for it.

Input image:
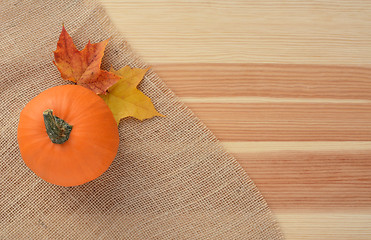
[43,109,73,144]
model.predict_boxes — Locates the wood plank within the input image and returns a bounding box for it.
[230,149,371,209]
[101,0,371,64]
[153,63,371,100]
[184,102,371,141]
[276,211,371,240]
[222,141,371,153]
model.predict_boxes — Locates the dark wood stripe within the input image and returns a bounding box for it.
[185,102,371,141]
[153,63,371,100]
[233,150,371,209]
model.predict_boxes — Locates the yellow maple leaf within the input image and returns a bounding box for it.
[101,66,165,124]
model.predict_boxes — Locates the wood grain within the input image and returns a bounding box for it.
[101,0,371,65]
[183,102,371,141]
[276,211,371,240]
[222,141,371,153]
[100,0,371,239]
[151,63,371,239]
[233,150,371,209]
[153,63,371,99]
[153,64,371,141]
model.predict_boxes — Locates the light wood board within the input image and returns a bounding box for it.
[100,1,371,239]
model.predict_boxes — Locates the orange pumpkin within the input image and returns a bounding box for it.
[17,85,119,187]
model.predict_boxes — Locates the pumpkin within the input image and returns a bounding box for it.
[17,85,119,187]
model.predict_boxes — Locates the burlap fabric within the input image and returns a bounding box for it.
[0,1,284,239]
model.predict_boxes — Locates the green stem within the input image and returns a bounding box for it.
[43,109,73,144]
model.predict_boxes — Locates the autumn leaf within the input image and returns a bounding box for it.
[53,26,119,94]
[101,66,165,123]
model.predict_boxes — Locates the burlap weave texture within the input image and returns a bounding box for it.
[0,1,284,239]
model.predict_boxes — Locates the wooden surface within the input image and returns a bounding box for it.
[100,1,371,239]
